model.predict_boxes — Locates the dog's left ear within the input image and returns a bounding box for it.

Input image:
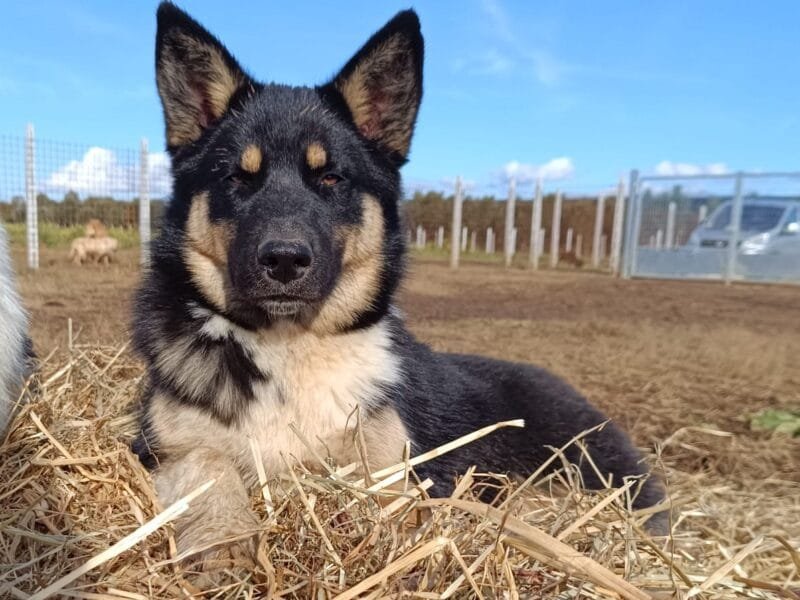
[322,10,423,164]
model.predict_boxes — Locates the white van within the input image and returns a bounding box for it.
[687,199,800,255]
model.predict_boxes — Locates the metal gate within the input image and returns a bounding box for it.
[622,170,800,284]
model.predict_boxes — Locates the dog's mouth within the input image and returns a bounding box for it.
[260,295,314,318]
[228,286,331,325]
[264,301,303,317]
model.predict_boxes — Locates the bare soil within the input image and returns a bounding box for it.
[12,247,800,482]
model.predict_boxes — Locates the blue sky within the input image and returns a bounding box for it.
[1,0,799,197]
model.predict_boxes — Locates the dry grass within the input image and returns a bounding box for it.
[3,250,799,598]
[1,347,798,599]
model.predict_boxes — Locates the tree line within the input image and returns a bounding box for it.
[0,191,166,229]
[1,187,723,253]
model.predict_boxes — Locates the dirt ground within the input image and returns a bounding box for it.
[12,246,800,483]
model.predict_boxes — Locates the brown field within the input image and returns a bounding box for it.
[11,246,800,480]
[14,246,800,479]
[4,245,800,598]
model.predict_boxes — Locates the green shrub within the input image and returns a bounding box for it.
[2,222,140,249]
[750,409,800,437]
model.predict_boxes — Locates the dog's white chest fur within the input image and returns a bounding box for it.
[150,313,404,478]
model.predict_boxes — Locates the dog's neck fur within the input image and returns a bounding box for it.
[136,253,406,428]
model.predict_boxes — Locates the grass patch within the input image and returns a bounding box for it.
[410,246,508,265]
[410,246,610,271]
[750,408,800,437]
[3,222,140,249]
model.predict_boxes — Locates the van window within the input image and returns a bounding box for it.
[708,204,786,232]
[782,208,799,233]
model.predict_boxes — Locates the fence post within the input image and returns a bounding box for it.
[450,176,463,269]
[665,201,676,249]
[139,138,151,267]
[610,176,625,275]
[510,228,517,257]
[436,226,444,249]
[549,190,562,268]
[575,233,582,258]
[698,204,708,224]
[529,178,543,269]
[504,177,516,267]
[622,170,639,278]
[592,194,605,268]
[725,172,744,284]
[470,230,476,252]
[565,228,573,252]
[461,226,468,251]
[24,123,38,270]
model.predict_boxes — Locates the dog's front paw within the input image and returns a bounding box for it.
[180,536,258,589]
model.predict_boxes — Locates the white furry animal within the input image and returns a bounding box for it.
[70,236,119,265]
[84,218,109,239]
[0,223,30,435]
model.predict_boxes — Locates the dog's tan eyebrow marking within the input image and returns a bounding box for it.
[240,144,262,173]
[306,142,327,170]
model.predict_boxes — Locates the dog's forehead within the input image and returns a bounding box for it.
[241,85,338,138]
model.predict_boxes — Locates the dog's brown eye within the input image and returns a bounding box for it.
[226,170,254,187]
[321,173,343,187]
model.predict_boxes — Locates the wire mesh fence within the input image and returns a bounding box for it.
[0,127,172,267]
[3,126,798,284]
[1,129,628,273]
[403,185,624,270]
[624,171,800,284]
[0,134,171,228]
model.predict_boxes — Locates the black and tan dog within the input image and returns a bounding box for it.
[133,2,668,570]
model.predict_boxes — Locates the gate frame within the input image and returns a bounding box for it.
[622,169,800,284]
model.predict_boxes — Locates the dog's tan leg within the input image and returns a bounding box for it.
[153,448,259,573]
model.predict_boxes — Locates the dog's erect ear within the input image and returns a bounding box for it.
[155,2,251,150]
[322,10,423,163]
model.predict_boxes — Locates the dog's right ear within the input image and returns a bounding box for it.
[155,2,251,151]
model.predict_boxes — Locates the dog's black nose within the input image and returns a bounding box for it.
[257,240,312,284]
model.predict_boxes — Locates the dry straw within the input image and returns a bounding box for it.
[1,346,798,599]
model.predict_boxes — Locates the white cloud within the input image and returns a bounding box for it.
[457,46,563,82]
[529,51,568,87]
[45,146,172,198]
[480,0,515,43]
[477,0,568,86]
[147,151,172,197]
[47,147,125,193]
[452,49,514,76]
[502,158,575,183]
[478,49,514,75]
[653,161,729,177]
